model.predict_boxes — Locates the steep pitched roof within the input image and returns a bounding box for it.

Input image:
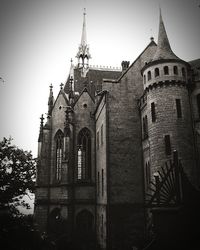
[64,67,121,98]
[118,39,157,81]
[152,10,180,61]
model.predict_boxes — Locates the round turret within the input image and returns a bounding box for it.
[141,12,197,189]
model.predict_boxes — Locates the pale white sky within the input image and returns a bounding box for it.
[0,0,200,157]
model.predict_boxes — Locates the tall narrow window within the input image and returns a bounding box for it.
[143,116,148,139]
[197,94,200,118]
[164,66,169,75]
[173,66,178,75]
[151,102,156,122]
[155,68,160,77]
[182,67,186,77]
[145,162,151,186]
[102,169,104,196]
[143,75,146,84]
[176,99,182,118]
[78,148,82,180]
[101,124,103,145]
[55,130,63,181]
[147,71,151,81]
[77,128,91,180]
[164,135,171,155]
[145,115,148,137]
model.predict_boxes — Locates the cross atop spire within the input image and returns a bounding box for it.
[153,9,180,61]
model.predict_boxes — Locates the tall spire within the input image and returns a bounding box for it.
[81,8,87,46]
[76,8,91,71]
[153,9,180,61]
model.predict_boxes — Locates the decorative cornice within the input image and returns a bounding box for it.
[144,80,187,93]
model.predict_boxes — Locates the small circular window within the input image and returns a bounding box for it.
[83,103,87,109]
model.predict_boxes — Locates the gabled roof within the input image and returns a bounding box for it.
[51,89,69,112]
[117,39,157,81]
[64,66,121,98]
[73,87,95,107]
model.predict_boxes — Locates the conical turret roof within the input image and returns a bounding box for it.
[153,10,180,61]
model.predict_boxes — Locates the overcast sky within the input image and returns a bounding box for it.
[0,0,200,157]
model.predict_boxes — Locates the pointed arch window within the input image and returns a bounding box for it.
[55,130,63,181]
[77,128,91,181]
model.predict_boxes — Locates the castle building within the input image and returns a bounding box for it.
[34,9,200,250]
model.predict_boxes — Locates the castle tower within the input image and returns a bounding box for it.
[140,10,197,189]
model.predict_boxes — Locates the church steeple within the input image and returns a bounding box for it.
[76,8,91,70]
[153,9,180,61]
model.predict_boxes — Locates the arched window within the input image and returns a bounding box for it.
[55,130,63,181]
[155,68,160,77]
[147,71,151,81]
[182,67,186,77]
[164,66,169,75]
[197,94,200,118]
[77,128,91,180]
[173,66,178,75]
[143,74,146,84]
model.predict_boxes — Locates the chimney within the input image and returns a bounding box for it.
[121,61,130,71]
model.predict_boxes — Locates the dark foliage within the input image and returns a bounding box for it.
[0,137,36,215]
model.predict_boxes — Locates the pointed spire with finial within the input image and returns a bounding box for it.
[76,8,91,69]
[48,84,54,115]
[69,59,74,91]
[38,114,44,142]
[153,8,180,61]
[81,8,87,46]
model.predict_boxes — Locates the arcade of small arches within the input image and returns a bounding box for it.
[143,64,187,85]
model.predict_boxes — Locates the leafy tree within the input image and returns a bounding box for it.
[0,137,36,215]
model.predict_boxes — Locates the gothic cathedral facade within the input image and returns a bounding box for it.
[34,9,200,250]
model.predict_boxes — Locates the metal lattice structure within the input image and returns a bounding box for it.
[146,151,182,207]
